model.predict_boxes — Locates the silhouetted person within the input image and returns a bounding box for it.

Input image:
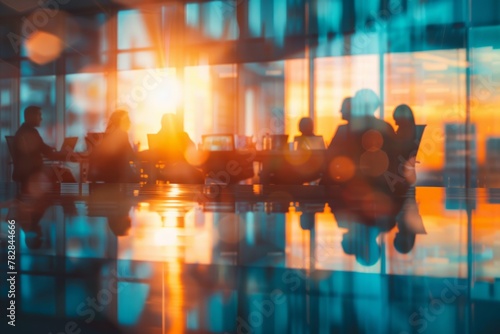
[261,117,324,184]
[153,113,204,183]
[393,104,418,185]
[12,106,57,188]
[89,110,139,183]
[298,117,314,136]
[156,113,196,160]
[322,97,354,185]
[106,204,132,236]
[293,117,325,150]
[324,90,404,194]
[326,97,352,155]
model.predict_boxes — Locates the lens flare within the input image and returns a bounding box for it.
[361,130,383,151]
[360,150,389,176]
[25,31,63,65]
[328,156,356,182]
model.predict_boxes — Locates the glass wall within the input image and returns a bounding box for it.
[0,0,499,187]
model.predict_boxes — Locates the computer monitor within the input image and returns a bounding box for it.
[147,134,162,151]
[415,125,427,151]
[202,134,235,151]
[294,136,325,150]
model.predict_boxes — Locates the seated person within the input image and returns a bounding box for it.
[259,118,325,185]
[150,113,204,184]
[12,106,75,191]
[89,110,139,183]
[393,104,418,185]
[326,97,352,154]
[323,90,405,196]
[294,117,325,150]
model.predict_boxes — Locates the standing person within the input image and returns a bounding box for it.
[89,110,139,183]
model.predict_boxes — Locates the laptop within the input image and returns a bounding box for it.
[294,136,325,150]
[58,137,78,153]
[202,134,235,151]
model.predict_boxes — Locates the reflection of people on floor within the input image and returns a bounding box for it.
[341,222,382,266]
[394,188,426,254]
[87,184,133,236]
[152,113,204,184]
[106,204,132,236]
[330,191,398,265]
[89,110,139,183]
[10,195,52,250]
[12,106,75,193]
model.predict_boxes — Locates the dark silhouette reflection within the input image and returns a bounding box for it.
[330,184,425,264]
[89,110,139,183]
[87,184,133,236]
[106,206,132,237]
[12,196,51,249]
[148,113,204,184]
[330,195,397,266]
[394,188,426,254]
[11,106,75,194]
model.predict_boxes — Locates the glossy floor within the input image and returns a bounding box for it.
[1,185,499,333]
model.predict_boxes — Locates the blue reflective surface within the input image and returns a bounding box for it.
[1,185,499,333]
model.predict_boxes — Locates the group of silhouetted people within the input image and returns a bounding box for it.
[11,89,421,195]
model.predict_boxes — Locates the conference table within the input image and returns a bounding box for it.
[48,147,329,188]
[254,149,328,184]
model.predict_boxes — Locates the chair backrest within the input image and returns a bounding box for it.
[415,125,427,151]
[147,134,162,151]
[5,136,15,159]
[202,134,235,151]
[85,132,105,153]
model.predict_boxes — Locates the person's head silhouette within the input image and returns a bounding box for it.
[340,97,352,122]
[393,104,415,128]
[352,89,380,118]
[106,110,130,132]
[160,113,180,133]
[394,231,416,254]
[298,117,314,136]
[24,105,43,127]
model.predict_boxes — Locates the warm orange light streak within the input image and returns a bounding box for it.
[285,59,309,139]
[184,64,213,145]
[117,68,181,150]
